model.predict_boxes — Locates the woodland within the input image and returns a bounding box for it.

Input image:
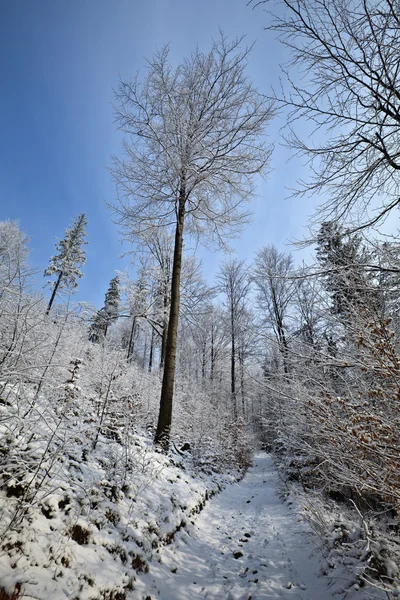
[1,0,400,598]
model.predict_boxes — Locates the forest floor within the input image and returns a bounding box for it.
[134,453,385,600]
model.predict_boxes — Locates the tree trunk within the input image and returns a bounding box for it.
[278,321,289,375]
[160,311,168,370]
[148,327,155,372]
[155,190,186,449]
[127,316,136,361]
[210,323,215,381]
[143,330,148,369]
[239,347,245,417]
[271,288,289,375]
[46,271,63,315]
[201,340,206,380]
[230,298,237,420]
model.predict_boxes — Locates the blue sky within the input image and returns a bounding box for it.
[0,0,316,308]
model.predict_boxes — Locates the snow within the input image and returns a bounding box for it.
[0,397,236,600]
[0,388,392,600]
[134,453,384,599]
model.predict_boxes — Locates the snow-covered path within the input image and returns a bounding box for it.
[134,453,347,600]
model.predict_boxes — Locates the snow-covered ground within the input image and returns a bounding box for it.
[0,403,393,600]
[0,405,237,600]
[135,453,387,600]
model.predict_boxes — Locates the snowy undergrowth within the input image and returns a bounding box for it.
[0,384,239,600]
[278,455,400,598]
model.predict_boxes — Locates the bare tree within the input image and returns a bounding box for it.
[142,229,172,369]
[187,303,229,383]
[253,0,400,231]
[112,34,274,448]
[253,245,297,374]
[293,269,325,349]
[217,259,251,420]
[0,220,30,299]
[0,221,37,379]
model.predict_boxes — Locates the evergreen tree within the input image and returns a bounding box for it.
[88,308,108,344]
[44,213,87,314]
[316,222,373,317]
[370,241,400,327]
[104,275,120,325]
[316,222,382,393]
[89,275,120,343]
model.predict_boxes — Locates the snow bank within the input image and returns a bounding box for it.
[0,386,238,600]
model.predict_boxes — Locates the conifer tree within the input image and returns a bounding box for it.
[88,308,108,344]
[44,213,87,314]
[104,275,120,326]
[89,275,120,343]
[316,222,373,317]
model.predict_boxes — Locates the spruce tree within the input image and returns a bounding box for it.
[104,275,120,326]
[44,213,88,314]
[88,308,108,344]
[316,222,371,317]
[89,275,120,343]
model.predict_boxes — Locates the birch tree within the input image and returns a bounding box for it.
[112,35,274,448]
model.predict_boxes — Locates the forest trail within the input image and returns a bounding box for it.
[135,454,347,600]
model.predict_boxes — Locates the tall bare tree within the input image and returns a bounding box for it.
[112,35,274,448]
[253,245,297,374]
[217,259,251,419]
